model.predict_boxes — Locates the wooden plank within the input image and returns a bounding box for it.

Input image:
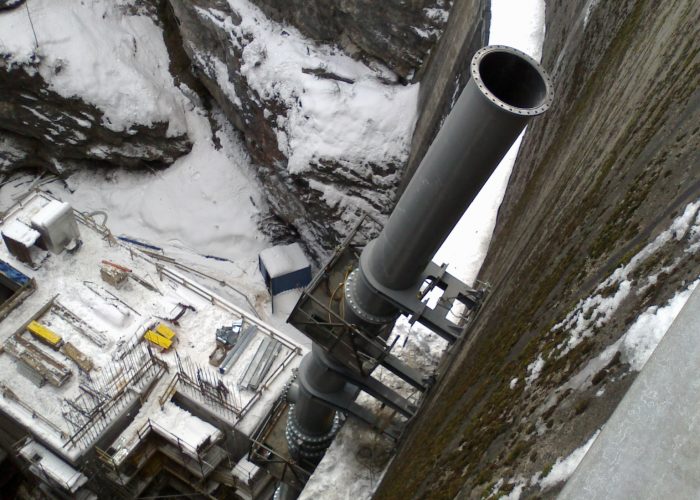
[4,336,72,387]
[61,342,94,372]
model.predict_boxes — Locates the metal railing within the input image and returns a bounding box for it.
[64,344,165,449]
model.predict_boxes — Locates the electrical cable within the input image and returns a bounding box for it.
[24,0,39,49]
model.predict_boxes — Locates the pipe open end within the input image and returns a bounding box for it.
[471,45,553,116]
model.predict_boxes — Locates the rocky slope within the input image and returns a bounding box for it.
[161,0,488,260]
[0,1,192,175]
[163,0,426,260]
[245,0,451,80]
[376,0,700,498]
[1,0,489,263]
[0,61,191,174]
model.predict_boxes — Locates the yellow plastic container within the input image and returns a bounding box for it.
[27,321,63,349]
[155,323,176,340]
[144,329,172,350]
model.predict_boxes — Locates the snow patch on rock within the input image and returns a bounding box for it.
[538,430,600,490]
[553,199,700,354]
[0,0,187,135]
[205,0,420,176]
[620,279,699,371]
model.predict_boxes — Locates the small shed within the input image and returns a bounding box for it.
[1,219,40,266]
[258,243,311,296]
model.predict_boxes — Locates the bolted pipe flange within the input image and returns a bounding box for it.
[470,45,553,117]
[344,268,400,325]
[286,404,345,461]
[283,369,299,403]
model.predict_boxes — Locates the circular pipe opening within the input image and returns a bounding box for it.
[471,46,552,115]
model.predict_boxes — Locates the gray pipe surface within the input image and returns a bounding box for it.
[286,46,552,497]
[293,351,346,434]
[364,45,552,291]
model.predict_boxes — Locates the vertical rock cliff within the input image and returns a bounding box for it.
[244,0,452,80]
[376,0,699,497]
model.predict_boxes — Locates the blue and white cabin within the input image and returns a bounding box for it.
[258,243,311,296]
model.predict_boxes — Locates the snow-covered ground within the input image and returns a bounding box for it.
[0,0,268,280]
[0,0,275,330]
[56,113,266,264]
[223,0,419,177]
[0,0,187,135]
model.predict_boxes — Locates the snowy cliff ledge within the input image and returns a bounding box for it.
[245,0,451,80]
[167,0,420,260]
[1,0,431,261]
[0,0,191,173]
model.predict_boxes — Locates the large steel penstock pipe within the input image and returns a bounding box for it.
[286,46,552,494]
[362,45,552,297]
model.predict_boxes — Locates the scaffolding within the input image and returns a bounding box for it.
[63,342,166,450]
[14,436,88,495]
[249,394,313,492]
[170,355,242,422]
[92,406,233,499]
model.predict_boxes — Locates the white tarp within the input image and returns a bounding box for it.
[151,402,223,457]
[19,440,88,493]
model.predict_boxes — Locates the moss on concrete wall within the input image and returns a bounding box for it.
[376,0,700,497]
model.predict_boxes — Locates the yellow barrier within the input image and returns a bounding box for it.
[144,329,172,350]
[27,321,63,349]
[155,323,176,340]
